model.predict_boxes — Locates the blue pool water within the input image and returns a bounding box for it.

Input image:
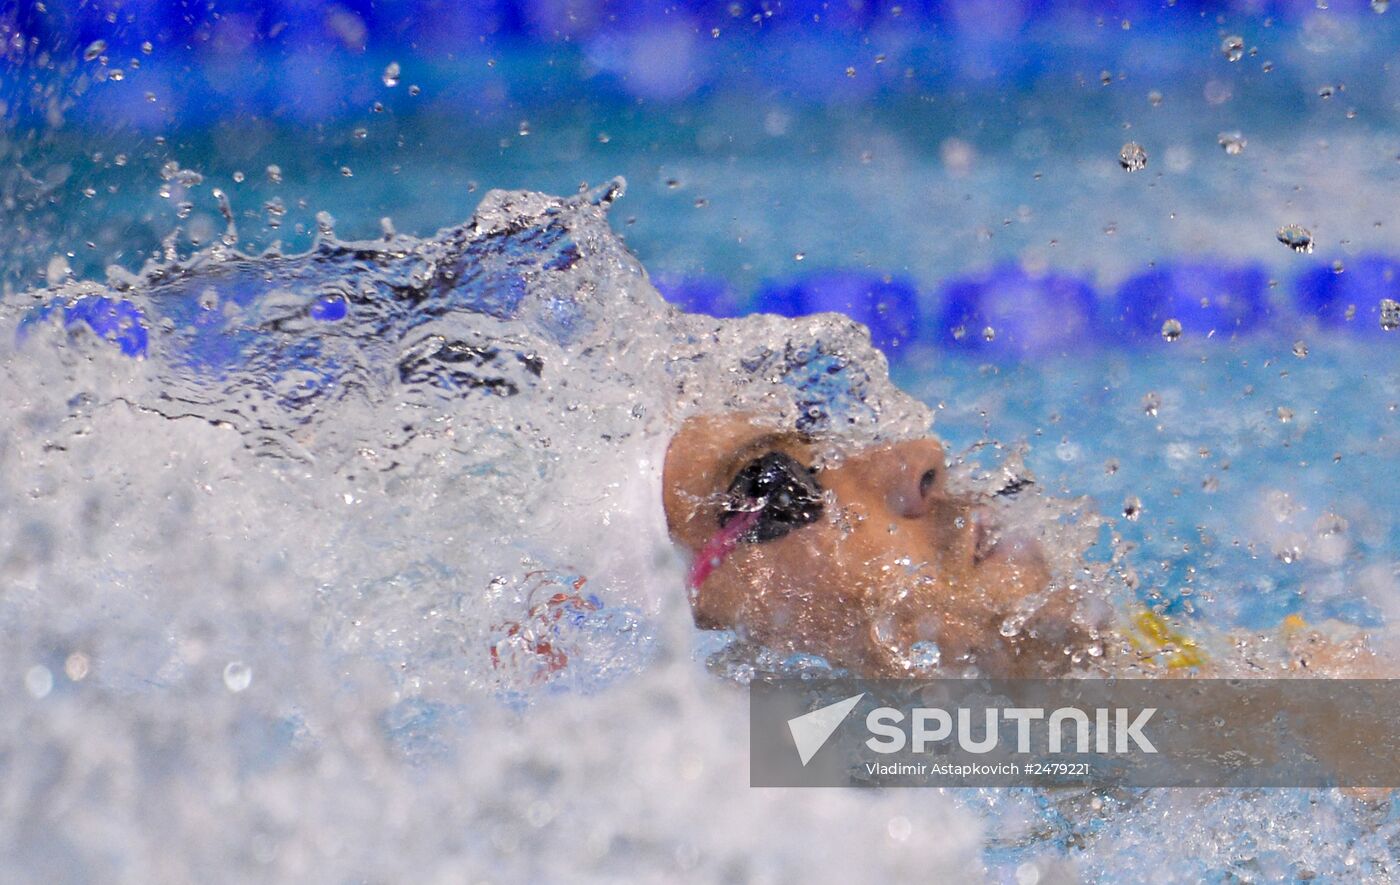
[3,2,1400,882]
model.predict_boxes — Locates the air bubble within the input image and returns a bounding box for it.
[1218,132,1247,155]
[1221,35,1244,62]
[1119,142,1148,171]
[1276,224,1313,253]
[223,661,252,692]
[1374,0,1390,12]
[64,652,90,681]
[908,640,941,670]
[382,61,401,87]
[1161,319,1182,342]
[25,665,53,698]
[83,39,106,62]
[1381,298,1400,331]
[999,615,1026,638]
[1292,340,1309,358]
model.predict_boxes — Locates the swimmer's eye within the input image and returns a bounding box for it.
[720,451,824,543]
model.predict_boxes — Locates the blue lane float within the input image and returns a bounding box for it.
[933,264,1098,357]
[16,294,149,359]
[1110,262,1271,343]
[754,271,920,354]
[650,274,747,319]
[1294,255,1400,338]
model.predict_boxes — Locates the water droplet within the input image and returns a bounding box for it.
[845,66,856,78]
[1123,497,1143,521]
[408,84,421,96]
[1374,0,1390,12]
[264,197,286,228]
[232,170,245,183]
[352,126,368,140]
[1100,69,1113,86]
[908,640,941,670]
[1147,90,1163,106]
[999,615,1026,638]
[981,326,996,342]
[794,252,805,261]
[1277,224,1313,253]
[266,164,283,184]
[1119,142,1148,171]
[1161,318,1182,341]
[140,40,153,54]
[1317,84,1336,100]
[25,665,53,699]
[382,61,401,87]
[223,661,252,692]
[83,39,106,61]
[1292,340,1309,358]
[1277,406,1294,423]
[518,120,531,136]
[1218,131,1247,155]
[1381,298,1400,331]
[64,652,90,681]
[1142,392,1161,416]
[340,166,353,177]
[1221,35,1244,62]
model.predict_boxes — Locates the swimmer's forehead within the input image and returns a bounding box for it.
[672,413,936,477]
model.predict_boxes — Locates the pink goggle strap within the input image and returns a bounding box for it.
[686,508,761,592]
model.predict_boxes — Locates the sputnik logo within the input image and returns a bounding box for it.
[787,693,865,765]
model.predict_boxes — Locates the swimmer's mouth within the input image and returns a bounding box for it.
[972,513,1001,566]
[971,476,1031,565]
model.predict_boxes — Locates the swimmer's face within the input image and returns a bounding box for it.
[663,413,1079,676]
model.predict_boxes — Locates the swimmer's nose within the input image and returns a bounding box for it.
[859,439,950,520]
